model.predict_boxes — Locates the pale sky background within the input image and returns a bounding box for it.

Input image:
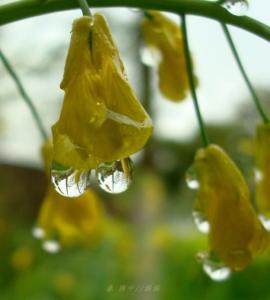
[0,0,269,166]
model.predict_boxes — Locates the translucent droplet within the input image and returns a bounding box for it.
[255,168,263,183]
[32,226,44,239]
[96,158,133,194]
[139,46,161,67]
[197,252,231,281]
[222,0,249,16]
[259,214,270,231]
[226,249,251,271]
[186,165,199,190]
[192,210,210,234]
[51,161,90,198]
[42,240,60,254]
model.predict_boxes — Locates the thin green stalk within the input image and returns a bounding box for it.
[181,14,209,147]
[221,23,269,123]
[1,0,270,43]
[0,49,48,141]
[77,0,91,16]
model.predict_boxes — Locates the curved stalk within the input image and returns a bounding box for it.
[0,0,270,42]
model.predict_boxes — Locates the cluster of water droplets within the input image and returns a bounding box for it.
[197,252,231,281]
[32,226,61,254]
[96,158,133,194]
[50,157,134,198]
[221,0,249,16]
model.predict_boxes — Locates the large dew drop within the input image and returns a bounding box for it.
[197,252,231,282]
[186,165,200,190]
[51,161,90,198]
[140,46,161,67]
[192,210,210,234]
[222,0,249,16]
[96,158,133,194]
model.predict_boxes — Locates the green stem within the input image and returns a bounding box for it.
[0,49,48,141]
[181,14,209,147]
[77,0,91,16]
[221,23,269,123]
[1,0,270,42]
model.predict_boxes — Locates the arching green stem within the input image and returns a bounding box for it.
[181,14,209,147]
[0,49,48,141]
[0,0,270,43]
[221,23,269,124]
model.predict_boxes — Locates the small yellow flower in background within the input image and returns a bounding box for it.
[255,123,270,219]
[141,11,195,101]
[10,246,34,271]
[35,142,104,248]
[52,13,153,171]
[194,144,270,271]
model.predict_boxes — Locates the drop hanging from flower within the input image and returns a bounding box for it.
[221,0,249,16]
[51,161,90,198]
[96,157,133,194]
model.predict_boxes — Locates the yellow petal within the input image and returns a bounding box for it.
[194,144,270,270]
[255,123,270,217]
[142,11,194,101]
[52,13,153,170]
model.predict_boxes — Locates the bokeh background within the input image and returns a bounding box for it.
[0,0,270,299]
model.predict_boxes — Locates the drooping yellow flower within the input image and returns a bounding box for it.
[255,123,270,218]
[141,11,192,101]
[52,14,153,170]
[36,142,104,247]
[194,144,270,270]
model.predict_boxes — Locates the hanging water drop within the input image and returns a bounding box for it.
[96,157,133,194]
[140,46,161,67]
[221,0,249,16]
[51,161,90,198]
[254,168,263,183]
[259,214,270,231]
[192,210,210,234]
[186,165,200,190]
[42,240,61,254]
[32,226,45,239]
[197,252,231,281]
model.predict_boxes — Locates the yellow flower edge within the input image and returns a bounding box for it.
[52,14,153,170]
[255,123,270,217]
[194,144,270,270]
[141,11,190,101]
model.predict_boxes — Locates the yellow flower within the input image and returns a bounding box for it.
[194,144,270,270]
[52,14,153,170]
[37,187,103,247]
[255,123,270,218]
[141,11,193,101]
[36,142,104,247]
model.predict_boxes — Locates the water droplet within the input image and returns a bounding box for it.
[32,226,44,239]
[226,249,251,271]
[255,168,263,183]
[197,252,231,281]
[222,0,249,16]
[186,165,199,190]
[192,210,210,234]
[139,46,161,67]
[259,214,270,231]
[42,240,61,254]
[96,158,133,194]
[51,161,90,198]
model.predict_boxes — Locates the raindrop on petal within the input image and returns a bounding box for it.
[96,157,133,194]
[254,168,263,183]
[42,240,61,254]
[186,165,200,190]
[197,252,231,281]
[222,0,249,16]
[192,210,210,234]
[51,161,90,198]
